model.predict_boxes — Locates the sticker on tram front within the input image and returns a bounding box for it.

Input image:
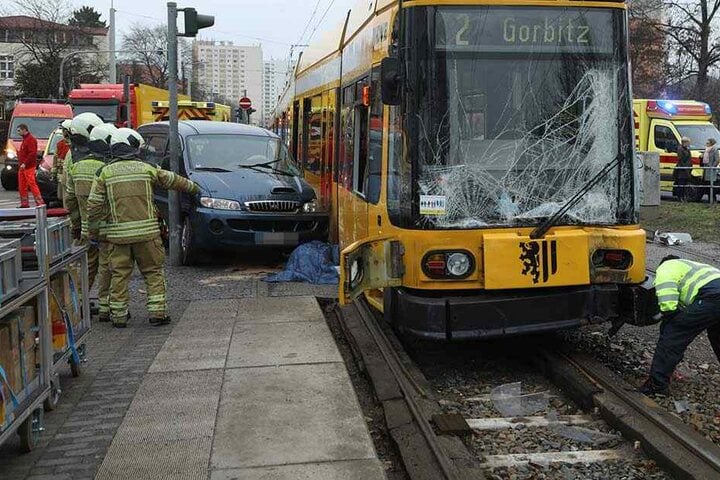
[419,195,447,216]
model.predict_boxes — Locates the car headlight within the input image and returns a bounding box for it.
[6,150,16,160]
[200,197,241,210]
[303,200,318,213]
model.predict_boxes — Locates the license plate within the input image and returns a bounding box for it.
[483,231,589,289]
[255,232,299,246]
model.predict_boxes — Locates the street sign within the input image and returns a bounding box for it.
[239,97,252,110]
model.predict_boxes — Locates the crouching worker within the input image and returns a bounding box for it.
[641,255,720,395]
[86,128,200,328]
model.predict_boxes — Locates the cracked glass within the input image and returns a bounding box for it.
[387,7,636,229]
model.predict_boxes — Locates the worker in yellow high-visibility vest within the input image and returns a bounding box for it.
[641,255,720,395]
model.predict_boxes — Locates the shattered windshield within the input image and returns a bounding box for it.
[388,7,635,229]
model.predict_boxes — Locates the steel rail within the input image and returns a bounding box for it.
[546,349,720,479]
[352,299,460,480]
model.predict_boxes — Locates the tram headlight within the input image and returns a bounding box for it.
[422,250,475,279]
[447,252,471,277]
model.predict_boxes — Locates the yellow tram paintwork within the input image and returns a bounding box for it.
[273,0,645,317]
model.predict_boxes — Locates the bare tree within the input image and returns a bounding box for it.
[629,16,668,98]
[121,24,169,88]
[650,0,720,101]
[7,0,105,97]
[120,24,193,89]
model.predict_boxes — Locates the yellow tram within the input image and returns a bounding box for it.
[273,0,648,340]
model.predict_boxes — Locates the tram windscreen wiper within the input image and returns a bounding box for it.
[530,154,624,239]
[193,166,232,172]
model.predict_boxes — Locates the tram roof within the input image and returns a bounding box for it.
[297,0,396,75]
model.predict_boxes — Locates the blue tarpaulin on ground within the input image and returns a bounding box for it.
[264,241,340,285]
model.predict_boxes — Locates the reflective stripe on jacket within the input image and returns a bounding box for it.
[654,259,720,312]
[86,158,199,244]
[65,155,107,238]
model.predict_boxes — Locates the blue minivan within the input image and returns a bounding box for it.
[137,121,328,264]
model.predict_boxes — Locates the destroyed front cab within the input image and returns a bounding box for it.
[339,5,654,339]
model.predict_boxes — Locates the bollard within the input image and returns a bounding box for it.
[640,152,660,221]
[711,168,716,206]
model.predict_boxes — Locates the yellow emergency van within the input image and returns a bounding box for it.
[633,99,720,201]
[151,100,231,122]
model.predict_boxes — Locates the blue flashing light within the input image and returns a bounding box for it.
[658,100,678,115]
[704,103,712,114]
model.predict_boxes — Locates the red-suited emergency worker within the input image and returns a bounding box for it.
[16,123,44,208]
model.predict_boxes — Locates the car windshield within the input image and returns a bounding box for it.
[46,130,63,155]
[185,134,299,175]
[676,124,720,150]
[9,117,64,140]
[71,104,118,123]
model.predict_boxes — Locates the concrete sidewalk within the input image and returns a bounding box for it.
[94,296,386,480]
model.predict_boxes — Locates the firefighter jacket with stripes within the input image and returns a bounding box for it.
[86,158,199,244]
[65,153,107,239]
[654,259,720,312]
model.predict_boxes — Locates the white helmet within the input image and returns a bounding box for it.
[88,123,118,157]
[89,123,117,144]
[60,119,72,131]
[70,112,103,140]
[110,128,145,158]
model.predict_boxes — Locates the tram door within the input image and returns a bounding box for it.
[322,89,339,242]
[338,78,371,249]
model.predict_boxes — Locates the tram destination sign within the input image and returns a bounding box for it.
[435,8,616,54]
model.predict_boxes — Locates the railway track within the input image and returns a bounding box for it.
[334,298,720,480]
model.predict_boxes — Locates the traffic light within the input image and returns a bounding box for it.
[182,8,214,37]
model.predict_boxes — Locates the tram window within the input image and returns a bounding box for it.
[307,95,322,175]
[353,104,369,196]
[302,98,312,169]
[367,69,383,204]
[344,85,355,106]
[291,101,300,162]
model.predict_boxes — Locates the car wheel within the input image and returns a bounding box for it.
[1,168,17,191]
[181,217,200,266]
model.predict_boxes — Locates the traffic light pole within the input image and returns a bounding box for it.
[167,1,182,266]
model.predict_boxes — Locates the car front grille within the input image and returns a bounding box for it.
[227,219,318,233]
[244,200,301,213]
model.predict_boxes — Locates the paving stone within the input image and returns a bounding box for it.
[227,321,342,367]
[211,363,376,469]
[236,296,325,324]
[210,459,385,480]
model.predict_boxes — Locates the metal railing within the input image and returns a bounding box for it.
[667,165,720,204]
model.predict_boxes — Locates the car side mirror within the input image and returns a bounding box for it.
[381,57,402,106]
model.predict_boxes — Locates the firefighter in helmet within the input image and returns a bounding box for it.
[65,122,117,321]
[86,128,199,328]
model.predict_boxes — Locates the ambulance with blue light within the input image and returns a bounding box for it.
[633,99,720,201]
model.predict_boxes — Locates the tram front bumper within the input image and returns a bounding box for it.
[389,284,622,341]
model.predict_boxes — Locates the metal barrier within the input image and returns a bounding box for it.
[668,165,720,204]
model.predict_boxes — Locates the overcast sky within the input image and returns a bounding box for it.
[79,0,352,60]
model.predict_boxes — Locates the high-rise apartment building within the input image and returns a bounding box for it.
[262,58,288,126]
[192,41,263,124]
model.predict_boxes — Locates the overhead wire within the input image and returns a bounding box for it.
[296,0,324,46]
[305,0,338,44]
